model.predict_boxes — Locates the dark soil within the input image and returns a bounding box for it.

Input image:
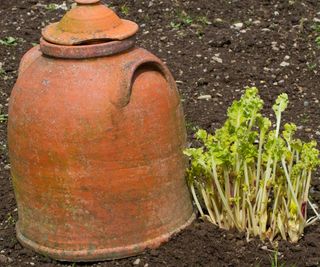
[1,0,320,266]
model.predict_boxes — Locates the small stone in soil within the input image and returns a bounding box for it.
[133,258,141,265]
[4,164,10,170]
[280,61,290,67]
[197,95,212,100]
[212,56,223,63]
[232,22,243,30]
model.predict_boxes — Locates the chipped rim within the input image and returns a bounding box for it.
[16,213,196,262]
[40,37,136,59]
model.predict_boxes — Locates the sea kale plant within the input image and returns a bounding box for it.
[184,87,320,242]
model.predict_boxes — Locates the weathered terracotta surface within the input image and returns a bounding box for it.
[42,0,138,45]
[8,3,194,260]
[39,37,136,59]
[8,0,194,261]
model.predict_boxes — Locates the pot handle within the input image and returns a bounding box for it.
[109,53,179,108]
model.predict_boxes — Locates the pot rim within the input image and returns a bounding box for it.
[40,37,136,59]
[16,213,196,262]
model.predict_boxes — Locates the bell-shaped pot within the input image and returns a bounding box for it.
[8,0,194,262]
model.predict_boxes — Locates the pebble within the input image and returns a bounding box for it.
[232,22,243,30]
[305,128,312,133]
[133,258,141,265]
[280,61,290,67]
[211,56,223,63]
[197,95,212,100]
[304,101,309,107]
[4,164,10,170]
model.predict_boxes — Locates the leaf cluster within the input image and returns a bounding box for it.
[184,87,320,242]
[0,37,18,46]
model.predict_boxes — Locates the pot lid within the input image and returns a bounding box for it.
[42,0,139,46]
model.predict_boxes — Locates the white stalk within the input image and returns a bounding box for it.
[303,170,312,202]
[281,156,304,220]
[210,156,237,227]
[306,200,320,226]
[275,108,282,138]
[256,130,265,190]
[201,187,218,226]
[190,183,204,217]
[224,167,231,203]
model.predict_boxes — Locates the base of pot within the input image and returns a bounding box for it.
[16,213,196,262]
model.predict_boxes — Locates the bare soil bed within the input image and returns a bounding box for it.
[1,0,320,266]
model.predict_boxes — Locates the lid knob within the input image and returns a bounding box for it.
[75,0,100,3]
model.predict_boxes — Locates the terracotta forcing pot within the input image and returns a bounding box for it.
[8,0,194,262]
